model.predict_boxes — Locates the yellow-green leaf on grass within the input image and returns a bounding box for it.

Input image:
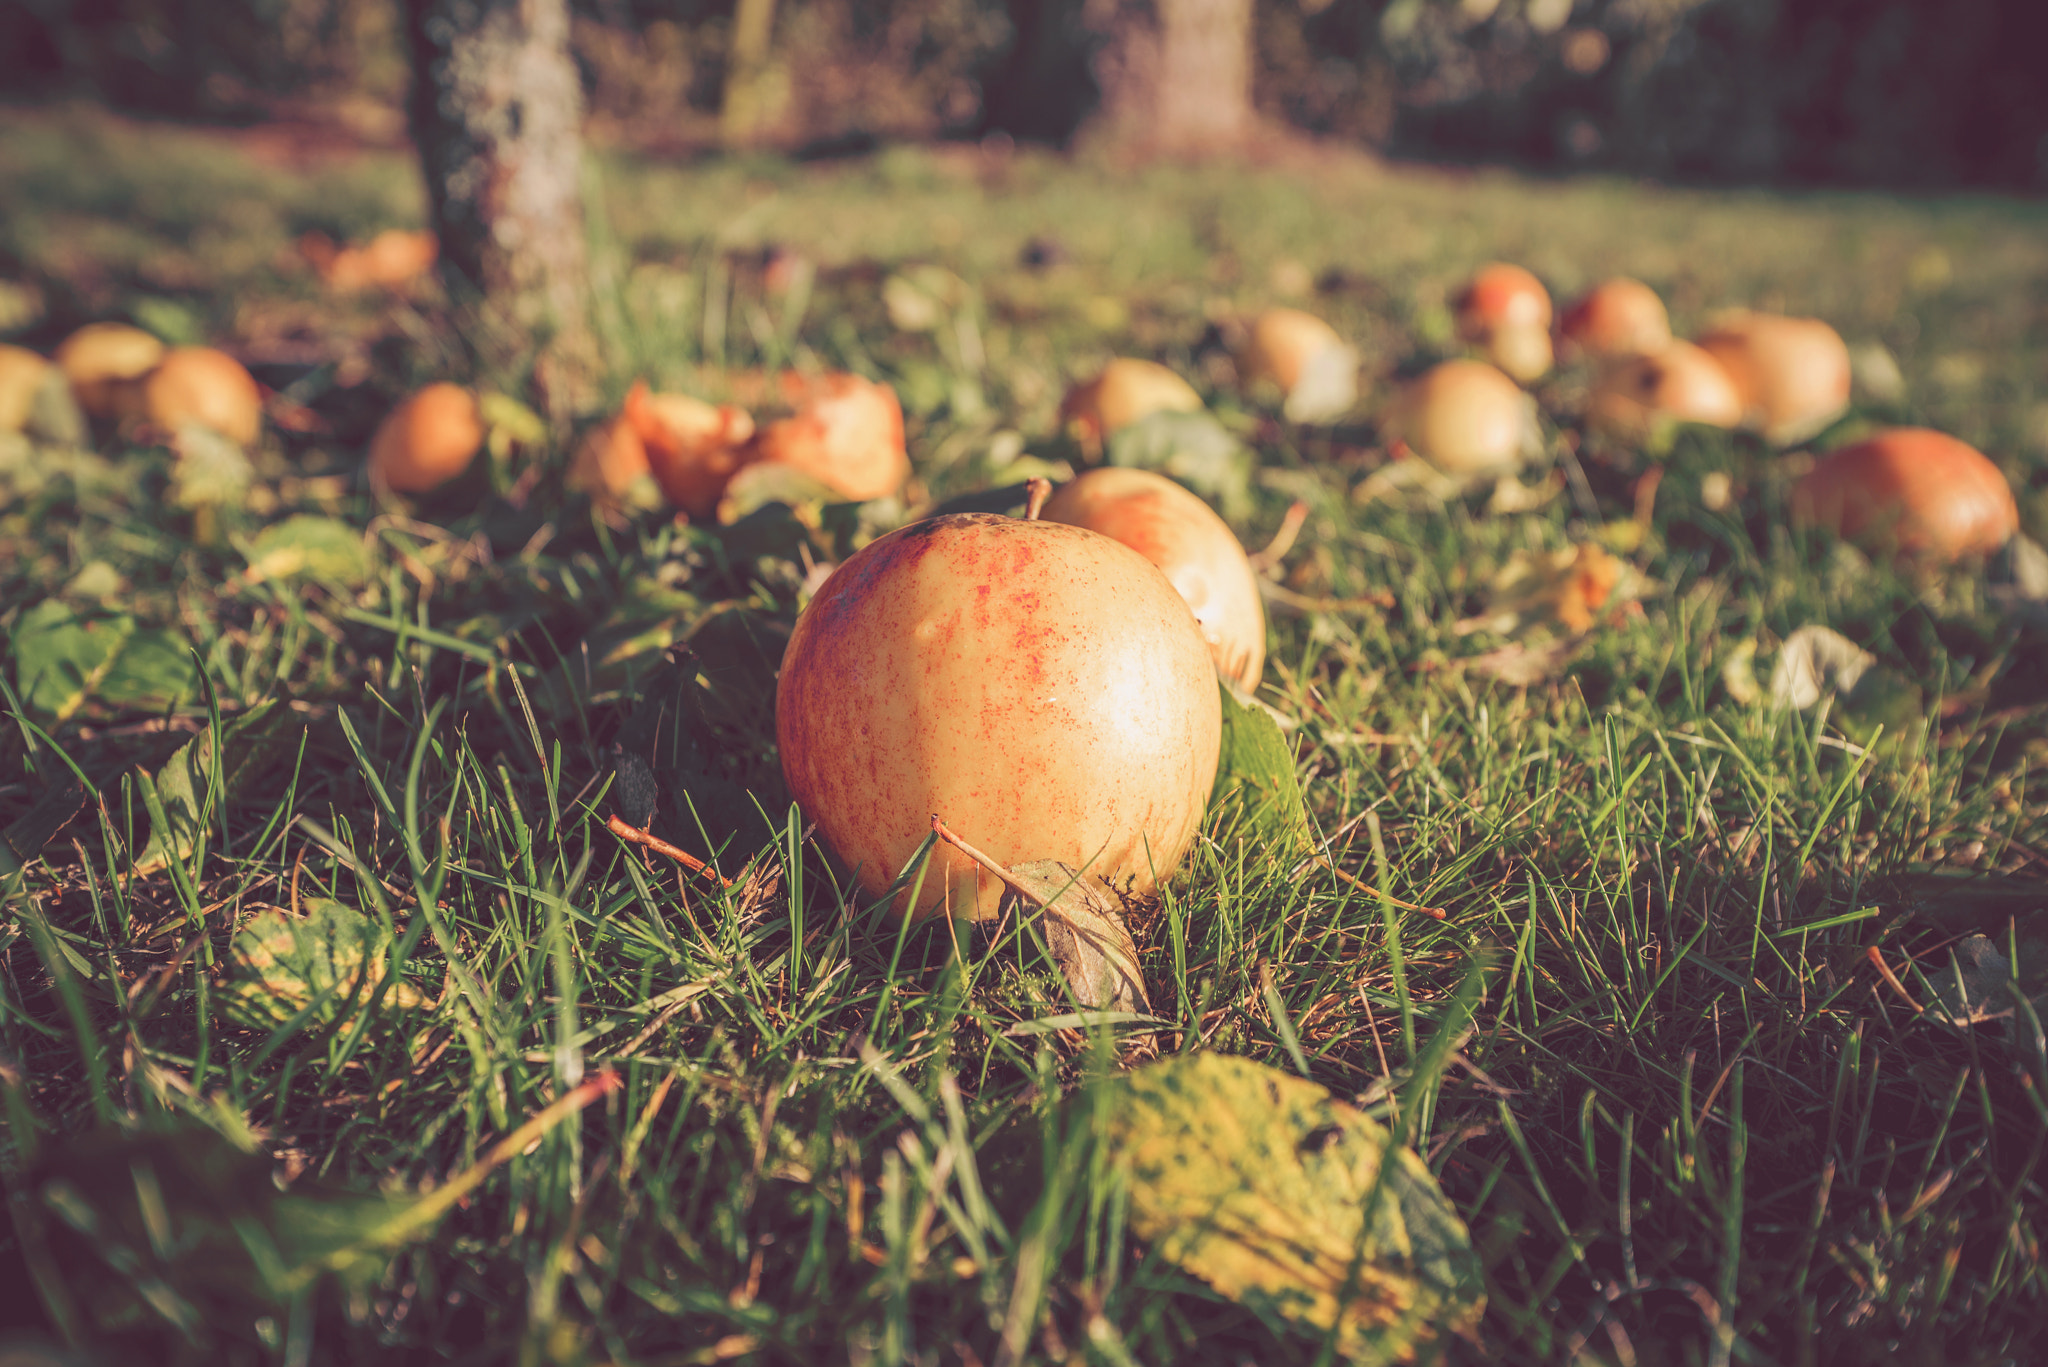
[9,599,135,720]
[133,702,301,875]
[218,899,428,1031]
[1209,682,1312,856]
[478,391,546,463]
[240,514,371,587]
[95,629,199,711]
[1099,1053,1484,1362]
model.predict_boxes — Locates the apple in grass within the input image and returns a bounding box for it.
[1586,341,1744,445]
[1791,428,2017,563]
[367,382,485,495]
[1695,312,1851,446]
[1558,278,1672,363]
[776,512,1221,921]
[1384,359,1540,476]
[1059,358,1204,453]
[1040,467,1266,693]
[1455,262,1553,383]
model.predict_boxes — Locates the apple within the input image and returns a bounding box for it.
[1041,467,1266,692]
[1384,359,1539,476]
[750,371,906,503]
[368,383,485,495]
[1558,278,1671,362]
[55,322,164,418]
[620,381,755,517]
[1695,312,1851,446]
[1586,341,1743,444]
[126,346,263,446]
[1455,263,1553,383]
[1236,308,1358,423]
[1059,358,1204,451]
[777,511,1221,921]
[0,345,49,433]
[1791,427,2016,562]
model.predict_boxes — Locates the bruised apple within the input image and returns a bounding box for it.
[750,371,905,503]
[1059,359,1203,450]
[621,381,754,517]
[1042,468,1265,692]
[777,512,1221,921]
[1695,312,1850,446]
[1791,427,2016,562]
[1385,359,1539,476]
[368,383,485,494]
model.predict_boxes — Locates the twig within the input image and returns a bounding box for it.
[1866,945,1923,1013]
[1247,499,1310,573]
[606,814,732,887]
[1320,859,1448,919]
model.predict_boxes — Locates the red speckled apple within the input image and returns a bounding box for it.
[776,512,1221,921]
[1041,468,1265,693]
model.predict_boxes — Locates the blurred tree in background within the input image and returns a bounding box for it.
[404,0,595,408]
[3,0,2043,189]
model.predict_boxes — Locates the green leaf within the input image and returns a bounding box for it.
[9,599,135,720]
[1209,682,1313,856]
[478,391,547,463]
[217,899,429,1031]
[240,514,371,588]
[133,730,210,876]
[1106,410,1254,523]
[1095,1053,1485,1362]
[95,630,199,711]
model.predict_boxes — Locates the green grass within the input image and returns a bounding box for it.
[4,105,2048,1364]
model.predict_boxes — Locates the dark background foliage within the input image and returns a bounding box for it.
[3,0,2044,189]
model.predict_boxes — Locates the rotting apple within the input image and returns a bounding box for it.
[1695,312,1850,446]
[368,382,485,495]
[1586,341,1743,445]
[1041,467,1266,693]
[1558,278,1671,363]
[749,371,905,504]
[1059,358,1204,452]
[776,511,1221,921]
[1791,427,2016,563]
[619,380,755,517]
[1384,359,1540,476]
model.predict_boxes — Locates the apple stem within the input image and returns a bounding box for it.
[1022,477,1051,521]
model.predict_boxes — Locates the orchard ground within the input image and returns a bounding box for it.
[4,105,2048,1363]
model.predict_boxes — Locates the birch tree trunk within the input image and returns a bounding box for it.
[404,0,596,411]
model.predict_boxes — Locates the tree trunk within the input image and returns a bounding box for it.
[404,0,596,413]
[1087,0,1256,157]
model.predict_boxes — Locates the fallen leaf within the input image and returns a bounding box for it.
[1769,625,1874,709]
[218,898,430,1031]
[1096,1053,1485,1363]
